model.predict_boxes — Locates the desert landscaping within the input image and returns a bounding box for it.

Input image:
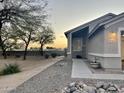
[0,56,64,93]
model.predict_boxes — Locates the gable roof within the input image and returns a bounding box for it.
[88,12,124,38]
[64,13,116,37]
[100,12,124,26]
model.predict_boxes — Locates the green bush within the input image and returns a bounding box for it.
[0,64,21,75]
[44,54,49,59]
[51,53,57,58]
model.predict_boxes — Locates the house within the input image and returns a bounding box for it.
[65,13,124,71]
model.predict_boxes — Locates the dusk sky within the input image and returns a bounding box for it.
[47,0,124,48]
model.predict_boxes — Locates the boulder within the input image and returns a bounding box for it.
[96,82,104,88]
[97,88,105,93]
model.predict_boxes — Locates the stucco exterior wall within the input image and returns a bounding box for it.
[88,20,124,70]
[101,20,124,70]
[88,55,105,67]
[88,30,105,67]
[104,20,124,54]
[88,55,121,70]
[103,57,121,70]
[88,30,105,54]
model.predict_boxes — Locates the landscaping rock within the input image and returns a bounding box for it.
[69,82,76,87]
[70,86,77,92]
[107,86,117,91]
[96,82,104,88]
[62,82,123,93]
[120,88,124,93]
[97,88,105,93]
[103,83,109,90]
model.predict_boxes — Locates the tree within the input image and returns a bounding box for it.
[14,23,38,60]
[0,25,17,59]
[0,0,48,59]
[35,26,55,56]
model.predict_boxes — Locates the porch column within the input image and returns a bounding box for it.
[70,32,72,57]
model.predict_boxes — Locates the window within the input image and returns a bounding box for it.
[73,38,82,51]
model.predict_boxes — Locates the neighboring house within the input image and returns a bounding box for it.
[65,13,124,71]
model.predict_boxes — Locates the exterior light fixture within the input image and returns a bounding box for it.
[108,32,117,42]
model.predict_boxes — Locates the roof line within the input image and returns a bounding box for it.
[101,12,124,26]
[64,13,116,35]
[88,12,124,38]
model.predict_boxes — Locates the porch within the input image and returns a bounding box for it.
[72,59,124,80]
[71,27,89,58]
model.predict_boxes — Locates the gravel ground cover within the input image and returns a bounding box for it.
[0,56,63,93]
[10,58,124,93]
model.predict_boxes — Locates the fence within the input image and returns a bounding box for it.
[0,50,64,56]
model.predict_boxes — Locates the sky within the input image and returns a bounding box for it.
[47,0,124,48]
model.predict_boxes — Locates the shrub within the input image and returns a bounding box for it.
[0,64,21,75]
[44,54,49,59]
[51,53,57,58]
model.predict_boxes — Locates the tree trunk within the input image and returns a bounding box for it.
[0,39,7,59]
[40,44,44,56]
[23,32,32,60]
[0,21,2,47]
[2,49,7,59]
[0,21,7,59]
[23,44,28,60]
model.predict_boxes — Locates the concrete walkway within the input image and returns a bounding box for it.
[71,59,92,77]
[71,59,124,80]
